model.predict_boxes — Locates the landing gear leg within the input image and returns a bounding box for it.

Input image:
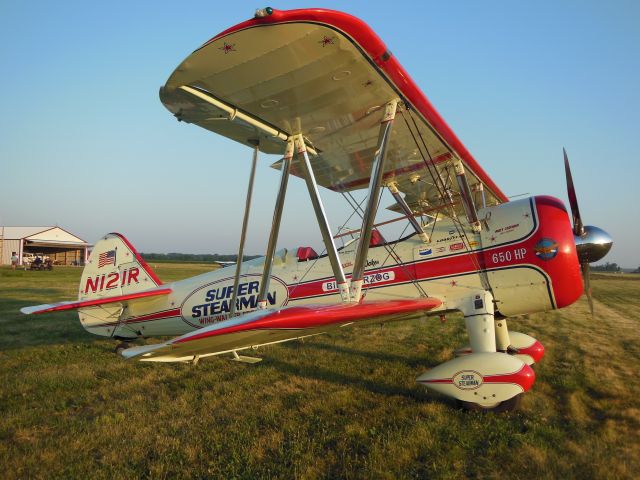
[458,292,522,412]
[495,318,511,353]
[462,291,496,353]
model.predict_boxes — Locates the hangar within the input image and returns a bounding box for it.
[0,226,90,266]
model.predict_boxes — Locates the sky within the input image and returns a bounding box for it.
[1,1,638,267]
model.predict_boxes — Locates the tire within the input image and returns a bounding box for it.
[457,393,523,413]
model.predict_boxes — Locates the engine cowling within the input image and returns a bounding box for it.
[477,196,583,317]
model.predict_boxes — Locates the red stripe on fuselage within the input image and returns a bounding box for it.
[87,308,181,329]
[126,308,181,324]
[287,239,543,302]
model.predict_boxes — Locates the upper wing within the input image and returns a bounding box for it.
[160,8,508,220]
[122,298,441,362]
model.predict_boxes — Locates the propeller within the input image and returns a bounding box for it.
[564,148,584,237]
[563,148,613,315]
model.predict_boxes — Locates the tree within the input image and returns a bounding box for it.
[592,262,621,272]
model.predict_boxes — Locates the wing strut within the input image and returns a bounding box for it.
[453,158,482,232]
[257,139,294,309]
[477,183,487,209]
[350,99,399,302]
[295,135,350,303]
[177,85,319,155]
[229,140,259,316]
[387,182,430,243]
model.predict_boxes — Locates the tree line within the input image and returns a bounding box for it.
[591,262,623,272]
[141,253,260,263]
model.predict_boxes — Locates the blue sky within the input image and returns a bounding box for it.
[1,1,638,267]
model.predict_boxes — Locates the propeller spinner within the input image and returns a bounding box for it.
[563,148,613,314]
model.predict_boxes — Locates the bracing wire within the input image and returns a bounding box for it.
[401,109,493,292]
[345,190,429,298]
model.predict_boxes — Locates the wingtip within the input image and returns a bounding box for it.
[20,304,59,315]
[120,342,169,360]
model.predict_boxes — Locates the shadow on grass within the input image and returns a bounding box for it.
[298,340,442,369]
[265,356,457,408]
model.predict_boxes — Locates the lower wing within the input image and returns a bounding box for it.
[123,298,442,362]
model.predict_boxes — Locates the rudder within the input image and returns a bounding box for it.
[81,233,161,298]
[78,233,163,337]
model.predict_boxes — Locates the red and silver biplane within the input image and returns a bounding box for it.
[23,8,613,411]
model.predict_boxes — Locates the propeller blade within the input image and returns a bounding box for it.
[564,148,584,236]
[582,262,594,316]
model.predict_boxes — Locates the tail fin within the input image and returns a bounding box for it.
[20,233,170,339]
[78,233,164,338]
[80,232,162,299]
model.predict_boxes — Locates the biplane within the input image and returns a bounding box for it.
[22,8,613,411]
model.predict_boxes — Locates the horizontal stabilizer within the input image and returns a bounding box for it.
[20,287,172,315]
[122,297,442,362]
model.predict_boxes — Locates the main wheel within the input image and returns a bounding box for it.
[457,393,523,413]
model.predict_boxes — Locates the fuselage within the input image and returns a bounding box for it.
[80,196,582,339]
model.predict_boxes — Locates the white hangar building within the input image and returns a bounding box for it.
[1,226,90,266]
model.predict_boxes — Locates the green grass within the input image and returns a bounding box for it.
[1,267,639,479]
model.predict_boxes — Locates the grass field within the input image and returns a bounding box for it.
[1,265,639,479]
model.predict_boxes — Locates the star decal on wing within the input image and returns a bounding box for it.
[219,42,236,54]
[318,35,335,47]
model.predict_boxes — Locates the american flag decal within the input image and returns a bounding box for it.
[98,249,116,268]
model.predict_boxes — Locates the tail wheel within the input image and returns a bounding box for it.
[114,342,131,355]
[457,393,523,413]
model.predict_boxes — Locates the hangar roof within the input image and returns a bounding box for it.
[2,226,89,245]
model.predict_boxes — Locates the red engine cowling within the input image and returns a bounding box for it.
[532,196,583,309]
[483,196,583,316]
